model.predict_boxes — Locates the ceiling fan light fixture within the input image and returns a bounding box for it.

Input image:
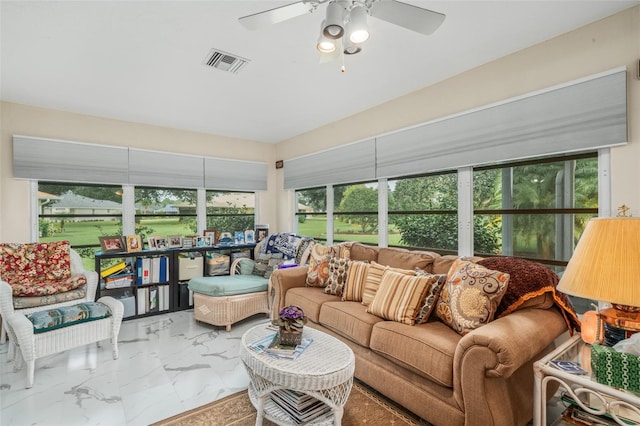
[343,44,362,55]
[323,1,345,39]
[348,5,370,43]
[317,28,337,53]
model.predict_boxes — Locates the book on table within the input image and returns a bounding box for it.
[270,388,332,424]
[248,332,313,360]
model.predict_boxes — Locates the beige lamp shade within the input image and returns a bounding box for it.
[557,217,640,308]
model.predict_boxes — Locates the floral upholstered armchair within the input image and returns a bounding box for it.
[0,241,98,345]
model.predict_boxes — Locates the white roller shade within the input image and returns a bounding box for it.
[284,138,376,189]
[13,135,129,184]
[376,69,627,178]
[129,149,204,188]
[204,157,267,191]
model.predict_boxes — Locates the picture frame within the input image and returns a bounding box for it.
[244,229,255,244]
[125,234,142,252]
[167,235,182,248]
[154,237,168,250]
[99,236,125,253]
[255,225,269,243]
[147,236,157,250]
[218,231,233,245]
[204,229,217,245]
[182,236,195,248]
[234,231,245,245]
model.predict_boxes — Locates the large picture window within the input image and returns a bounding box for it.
[333,182,379,245]
[205,190,255,235]
[388,172,458,253]
[473,153,598,265]
[134,187,197,246]
[296,187,327,242]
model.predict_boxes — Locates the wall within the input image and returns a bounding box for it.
[275,5,640,231]
[0,102,277,242]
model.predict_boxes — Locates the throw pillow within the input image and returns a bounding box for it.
[305,243,352,287]
[238,259,255,275]
[1,241,72,285]
[361,262,415,306]
[324,257,350,296]
[413,270,447,324]
[252,253,284,279]
[366,270,432,325]
[341,260,370,302]
[435,259,510,335]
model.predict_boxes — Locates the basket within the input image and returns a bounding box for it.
[278,327,303,346]
[591,344,640,393]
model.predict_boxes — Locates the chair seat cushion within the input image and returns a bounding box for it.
[188,275,268,297]
[26,301,111,334]
[9,273,87,297]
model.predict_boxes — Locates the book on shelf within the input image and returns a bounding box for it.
[104,273,133,289]
[148,286,159,313]
[248,333,313,360]
[100,261,127,278]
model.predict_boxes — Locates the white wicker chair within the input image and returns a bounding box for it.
[0,249,99,351]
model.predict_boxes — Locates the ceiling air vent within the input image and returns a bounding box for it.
[203,49,250,74]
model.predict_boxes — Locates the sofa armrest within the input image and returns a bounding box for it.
[269,266,308,316]
[452,307,567,424]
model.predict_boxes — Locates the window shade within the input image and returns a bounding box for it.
[284,138,376,190]
[13,135,129,184]
[204,157,267,191]
[129,149,204,188]
[376,69,627,178]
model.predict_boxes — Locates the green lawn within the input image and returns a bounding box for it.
[298,217,402,245]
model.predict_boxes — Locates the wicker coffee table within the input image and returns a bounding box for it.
[240,324,355,425]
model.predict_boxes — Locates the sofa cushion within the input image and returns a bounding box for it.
[342,260,370,302]
[26,301,111,334]
[435,259,510,335]
[370,320,461,387]
[11,285,87,309]
[319,301,385,347]
[377,247,438,272]
[349,243,379,263]
[361,262,415,306]
[367,270,433,325]
[285,287,340,323]
[305,243,351,288]
[323,257,350,296]
[414,271,447,324]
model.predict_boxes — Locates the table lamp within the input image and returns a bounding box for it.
[557,217,640,345]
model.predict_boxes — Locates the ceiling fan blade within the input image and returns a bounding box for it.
[369,0,445,36]
[239,1,318,30]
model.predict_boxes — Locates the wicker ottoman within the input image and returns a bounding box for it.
[5,296,123,388]
[189,275,270,331]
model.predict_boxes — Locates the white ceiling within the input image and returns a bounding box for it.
[2,1,638,143]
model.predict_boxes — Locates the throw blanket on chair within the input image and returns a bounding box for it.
[477,257,581,334]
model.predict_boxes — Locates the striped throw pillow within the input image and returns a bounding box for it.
[366,270,432,325]
[341,260,370,302]
[361,262,415,306]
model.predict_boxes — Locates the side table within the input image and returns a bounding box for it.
[240,324,355,425]
[533,334,640,425]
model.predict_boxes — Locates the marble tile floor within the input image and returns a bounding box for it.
[0,310,269,426]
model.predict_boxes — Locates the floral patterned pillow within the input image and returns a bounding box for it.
[0,241,80,296]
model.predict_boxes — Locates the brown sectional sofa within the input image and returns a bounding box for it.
[269,243,569,426]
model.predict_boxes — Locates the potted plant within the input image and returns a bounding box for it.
[272,305,307,346]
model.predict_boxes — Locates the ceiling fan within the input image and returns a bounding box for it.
[239,0,445,58]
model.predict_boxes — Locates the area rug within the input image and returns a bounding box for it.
[152,380,431,426]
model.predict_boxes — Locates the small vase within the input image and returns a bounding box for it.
[278,327,303,346]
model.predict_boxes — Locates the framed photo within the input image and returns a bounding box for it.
[218,231,233,245]
[125,234,142,252]
[204,229,217,245]
[167,235,182,248]
[99,236,125,253]
[244,229,255,244]
[234,231,245,245]
[182,236,195,248]
[147,236,157,250]
[155,237,168,250]
[255,225,269,243]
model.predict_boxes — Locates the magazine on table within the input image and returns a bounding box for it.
[270,389,331,424]
[248,333,313,360]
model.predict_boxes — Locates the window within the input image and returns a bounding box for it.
[134,187,197,245]
[473,153,598,265]
[388,172,458,253]
[333,182,379,245]
[205,190,255,234]
[296,187,327,242]
[38,182,123,266]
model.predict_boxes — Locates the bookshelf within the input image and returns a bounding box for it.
[95,243,256,320]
